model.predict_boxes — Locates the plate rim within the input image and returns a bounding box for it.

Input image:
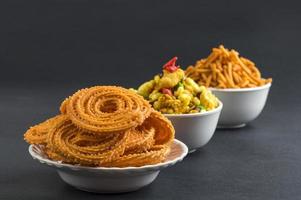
[28,139,188,173]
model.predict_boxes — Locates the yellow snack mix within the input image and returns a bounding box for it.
[135,57,219,114]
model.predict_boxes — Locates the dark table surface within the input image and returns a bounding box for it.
[1,83,300,200]
[1,0,301,199]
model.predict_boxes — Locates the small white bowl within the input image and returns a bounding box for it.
[28,139,188,193]
[210,83,271,128]
[164,102,223,153]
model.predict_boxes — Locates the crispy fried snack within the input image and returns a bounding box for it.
[185,45,272,88]
[46,115,129,166]
[63,86,152,134]
[24,86,175,167]
[102,111,175,167]
[24,115,61,145]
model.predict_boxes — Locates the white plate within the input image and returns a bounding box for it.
[29,139,188,193]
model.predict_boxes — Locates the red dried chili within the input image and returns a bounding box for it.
[163,57,179,73]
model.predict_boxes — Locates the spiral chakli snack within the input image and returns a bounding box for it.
[24,86,175,167]
[124,126,155,154]
[102,111,175,167]
[46,115,130,166]
[24,115,61,145]
[142,111,175,145]
[63,86,152,134]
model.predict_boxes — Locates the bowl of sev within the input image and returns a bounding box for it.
[24,86,188,193]
[186,45,272,128]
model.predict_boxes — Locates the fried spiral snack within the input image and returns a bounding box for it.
[185,45,272,88]
[24,86,175,167]
[103,111,174,167]
[64,86,152,134]
[24,115,61,145]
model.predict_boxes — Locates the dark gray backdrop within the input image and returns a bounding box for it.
[1,0,301,200]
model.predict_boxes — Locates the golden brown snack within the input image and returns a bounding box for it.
[63,86,152,134]
[24,86,175,167]
[185,45,272,88]
[142,111,174,145]
[46,115,129,166]
[42,113,173,167]
[24,115,61,145]
[101,112,174,167]
[101,145,170,167]
[124,126,155,154]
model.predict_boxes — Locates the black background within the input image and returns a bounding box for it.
[1,0,301,199]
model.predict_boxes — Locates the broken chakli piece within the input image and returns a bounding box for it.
[24,86,175,167]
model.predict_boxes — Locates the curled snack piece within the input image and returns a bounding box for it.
[44,112,174,167]
[46,115,129,166]
[101,111,174,167]
[24,86,175,167]
[101,145,170,167]
[24,115,61,144]
[125,126,155,154]
[141,111,175,145]
[64,86,152,133]
[185,45,272,88]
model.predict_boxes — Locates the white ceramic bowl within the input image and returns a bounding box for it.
[28,139,188,193]
[210,83,271,128]
[164,102,222,153]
